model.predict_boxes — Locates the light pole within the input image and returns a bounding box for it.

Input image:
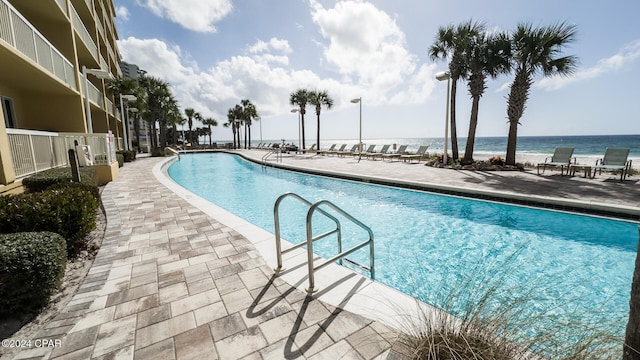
[127,107,138,151]
[82,66,113,134]
[119,94,136,150]
[350,97,362,162]
[290,108,301,149]
[436,71,451,166]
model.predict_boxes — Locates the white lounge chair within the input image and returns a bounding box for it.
[592,147,632,181]
[401,145,429,163]
[536,147,575,175]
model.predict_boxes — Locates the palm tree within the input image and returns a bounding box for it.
[139,76,176,148]
[226,105,243,149]
[240,99,259,149]
[289,89,310,149]
[184,108,196,146]
[429,20,485,161]
[202,117,218,148]
[504,23,578,165]
[461,30,511,164]
[309,90,334,150]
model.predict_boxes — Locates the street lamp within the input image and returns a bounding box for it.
[350,97,362,162]
[119,94,136,150]
[127,107,139,151]
[290,108,301,149]
[82,66,113,134]
[436,71,450,165]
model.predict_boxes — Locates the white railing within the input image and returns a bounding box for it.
[85,78,104,107]
[70,2,98,61]
[0,0,76,89]
[7,129,117,178]
[106,98,115,116]
[55,0,67,16]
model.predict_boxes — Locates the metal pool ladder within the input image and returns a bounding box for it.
[262,149,282,166]
[273,192,375,293]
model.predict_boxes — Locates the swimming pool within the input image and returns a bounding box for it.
[168,152,637,340]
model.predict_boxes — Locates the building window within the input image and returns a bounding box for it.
[1,96,17,128]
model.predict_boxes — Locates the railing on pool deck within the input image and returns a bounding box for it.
[273,192,375,293]
[262,148,282,166]
[165,147,181,160]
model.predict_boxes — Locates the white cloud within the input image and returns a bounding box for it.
[537,40,640,91]
[248,38,292,54]
[137,0,232,33]
[117,2,437,127]
[116,6,129,21]
[309,0,431,104]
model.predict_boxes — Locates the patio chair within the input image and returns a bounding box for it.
[401,145,429,163]
[536,147,575,175]
[326,144,347,156]
[337,144,358,157]
[367,144,391,160]
[381,145,408,162]
[299,144,316,154]
[317,144,336,156]
[592,147,632,181]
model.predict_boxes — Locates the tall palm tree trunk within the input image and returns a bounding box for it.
[316,112,321,150]
[463,96,481,163]
[300,113,306,149]
[505,70,531,165]
[450,81,459,160]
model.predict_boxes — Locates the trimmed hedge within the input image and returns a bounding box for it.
[0,232,67,318]
[116,150,136,162]
[0,185,98,257]
[22,166,97,193]
[116,153,124,167]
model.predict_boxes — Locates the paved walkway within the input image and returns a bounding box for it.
[10,157,401,360]
[7,150,639,360]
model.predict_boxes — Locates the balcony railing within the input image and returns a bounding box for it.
[85,78,104,108]
[55,0,67,16]
[0,0,77,89]
[7,129,118,178]
[70,2,98,61]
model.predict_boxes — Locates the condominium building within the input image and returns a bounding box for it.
[0,0,124,193]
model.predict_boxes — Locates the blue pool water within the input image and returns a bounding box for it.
[168,152,637,339]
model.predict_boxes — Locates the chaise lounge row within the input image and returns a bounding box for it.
[537,147,632,181]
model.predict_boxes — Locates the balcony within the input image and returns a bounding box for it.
[0,0,76,89]
[70,2,98,63]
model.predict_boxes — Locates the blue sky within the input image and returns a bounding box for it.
[114,0,640,142]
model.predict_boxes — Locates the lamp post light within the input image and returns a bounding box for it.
[435,71,451,166]
[119,94,136,150]
[290,108,301,149]
[350,97,362,162]
[82,66,113,134]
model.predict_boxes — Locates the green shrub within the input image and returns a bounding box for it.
[151,147,165,157]
[22,166,97,193]
[116,153,124,167]
[0,232,67,318]
[49,181,100,202]
[0,186,98,257]
[116,150,136,162]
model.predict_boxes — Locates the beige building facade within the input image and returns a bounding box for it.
[0,0,123,192]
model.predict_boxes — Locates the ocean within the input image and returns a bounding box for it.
[250,134,639,159]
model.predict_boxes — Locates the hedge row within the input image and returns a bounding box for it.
[116,150,136,162]
[0,183,98,257]
[0,232,67,317]
[22,166,96,193]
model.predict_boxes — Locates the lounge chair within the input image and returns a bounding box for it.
[299,144,316,154]
[382,145,408,162]
[337,144,358,157]
[592,147,632,181]
[536,147,575,175]
[367,144,390,160]
[326,144,347,156]
[401,145,429,163]
[317,144,337,156]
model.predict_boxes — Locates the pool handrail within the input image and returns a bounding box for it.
[262,148,282,165]
[164,147,181,160]
[273,192,375,293]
